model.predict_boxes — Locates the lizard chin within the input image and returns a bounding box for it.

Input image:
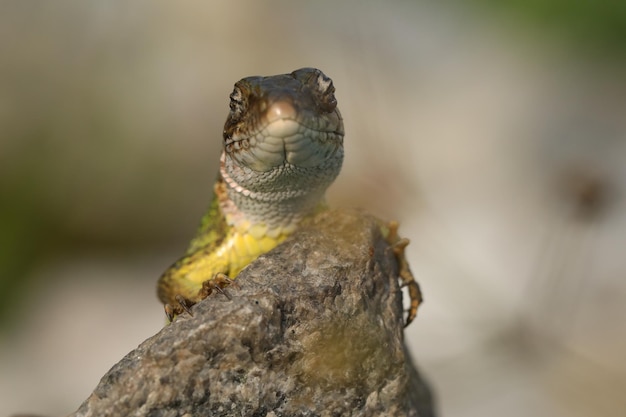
[226,126,343,173]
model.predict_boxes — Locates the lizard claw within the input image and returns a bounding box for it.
[164,304,175,323]
[176,294,194,316]
[164,295,195,323]
[199,272,235,300]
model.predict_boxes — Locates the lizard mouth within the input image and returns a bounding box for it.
[222,68,344,173]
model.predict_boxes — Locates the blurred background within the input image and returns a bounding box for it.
[1,1,625,416]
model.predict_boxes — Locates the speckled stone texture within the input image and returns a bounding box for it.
[70,210,435,417]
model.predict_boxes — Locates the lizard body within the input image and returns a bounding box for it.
[157,68,421,325]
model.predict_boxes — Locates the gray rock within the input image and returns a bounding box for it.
[71,210,435,417]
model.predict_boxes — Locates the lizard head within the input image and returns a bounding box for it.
[222,68,344,175]
[219,68,345,225]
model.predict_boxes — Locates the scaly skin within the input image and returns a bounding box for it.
[157,67,422,325]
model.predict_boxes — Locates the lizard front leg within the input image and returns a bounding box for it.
[158,241,235,322]
[385,221,423,327]
[158,225,281,322]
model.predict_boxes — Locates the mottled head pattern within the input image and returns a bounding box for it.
[220,68,345,227]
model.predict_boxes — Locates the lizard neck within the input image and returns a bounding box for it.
[218,151,340,232]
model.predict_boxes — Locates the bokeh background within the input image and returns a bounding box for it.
[1,1,625,416]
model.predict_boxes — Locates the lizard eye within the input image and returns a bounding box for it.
[291,68,338,113]
[229,85,246,120]
[313,70,337,113]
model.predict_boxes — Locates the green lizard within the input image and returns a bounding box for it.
[157,68,422,326]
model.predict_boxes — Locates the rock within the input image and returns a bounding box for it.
[70,210,435,417]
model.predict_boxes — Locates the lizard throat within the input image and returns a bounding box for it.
[219,151,339,230]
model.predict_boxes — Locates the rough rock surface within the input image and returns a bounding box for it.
[70,210,435,417]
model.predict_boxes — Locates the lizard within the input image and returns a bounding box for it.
[157,67,422,326]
